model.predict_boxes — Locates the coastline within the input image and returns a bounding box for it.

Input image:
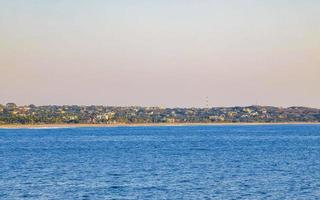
[0,122,319,129]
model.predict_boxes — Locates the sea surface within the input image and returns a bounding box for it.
[1,125,320,199]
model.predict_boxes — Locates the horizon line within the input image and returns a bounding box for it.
[1,103,319,110]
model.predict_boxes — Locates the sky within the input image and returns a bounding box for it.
[1,0,319,108]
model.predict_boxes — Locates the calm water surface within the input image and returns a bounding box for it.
[1,125,320,199]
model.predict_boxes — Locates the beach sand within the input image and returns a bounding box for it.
[0,122,319,129]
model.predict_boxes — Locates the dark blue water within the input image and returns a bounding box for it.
[1,125,320,199]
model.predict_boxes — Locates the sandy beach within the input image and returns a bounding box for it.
[0,122,319,129]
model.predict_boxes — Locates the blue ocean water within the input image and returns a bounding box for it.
[1,125,320,200]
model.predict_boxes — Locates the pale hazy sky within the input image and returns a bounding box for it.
[1,0,319,107]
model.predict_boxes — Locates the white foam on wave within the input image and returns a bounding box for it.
[0,126,73,130]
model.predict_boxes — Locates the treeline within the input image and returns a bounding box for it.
[0,103,320,124]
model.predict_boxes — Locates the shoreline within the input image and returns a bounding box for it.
[0,122,320,129]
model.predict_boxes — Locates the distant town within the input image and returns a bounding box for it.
[0,103,319,125]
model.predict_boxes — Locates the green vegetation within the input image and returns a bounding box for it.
[0,103,319,125]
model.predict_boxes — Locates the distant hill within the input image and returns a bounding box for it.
[0,103,319,124]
